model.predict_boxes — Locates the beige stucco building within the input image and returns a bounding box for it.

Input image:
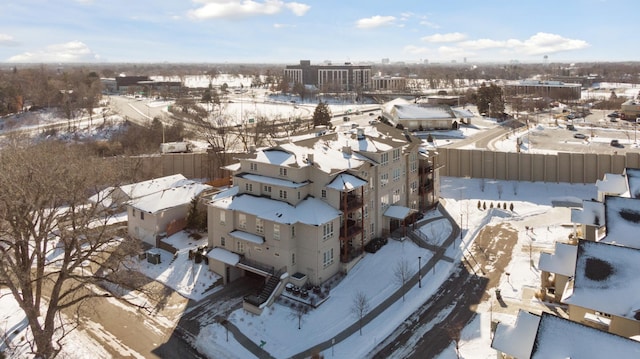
[206,125,439,313]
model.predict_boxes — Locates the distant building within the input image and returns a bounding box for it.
[504,80,581,101]
[284,60,372,92]
[381,98,473,131]
[371,75,406,91]
[620,99,640,120]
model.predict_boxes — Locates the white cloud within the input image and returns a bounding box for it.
[419,20,440,29]
[403,45,430,55]
[188,0,309,19]
[6,41,100,63]
[273,23,296,28]
[421,32,467,43]
[0,34,19,47]
[355,15,396,29]
[456,32,589,56]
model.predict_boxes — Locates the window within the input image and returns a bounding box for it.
[140,212,144,220]
[410,161,418,173]
[393,189,401,204]
[237,241,245,253]
[273,224,280,240]
[238,213,246,229]
[323,248,334,267]
[279,168,288,177]
[221,237,226,246]
[392,148,401,162]
[323,221,334,240]
[279,190,288,199]
[371,222,375,238]
[250,163,258,171]
[245,183,253,192]
[292,253,296,265]
[364,205,368,218]
[291,225,295,237]
[410,180,418,194]
[381,152,389,165]
[393,168,401,181]
[132,208,136,217]
[321,189,327,198]
[381,194,389,208]
[297,191,301,200]
[256,218,264,234]
[219,211,226,225]
[264,185,272,193]
[380,173,389,187]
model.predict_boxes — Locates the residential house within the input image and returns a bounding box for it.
[128,180,212,247]
[492,310,640,358]
[206,125,439,313]
[381,98,473,131]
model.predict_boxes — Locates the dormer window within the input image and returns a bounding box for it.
[279,168,288,177]
[250,163,258,171]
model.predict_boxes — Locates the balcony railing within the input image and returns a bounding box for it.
[339,220,363,239]
[238,256,275,276]
[340,194,363,211]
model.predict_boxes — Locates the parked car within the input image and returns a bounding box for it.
[573,133,587,139]
[610,139,623,148]
[607,112,619,118]
[369,120,378,125]
[369,112,375,116]
[566,124,576,131]
[343,116,350,122]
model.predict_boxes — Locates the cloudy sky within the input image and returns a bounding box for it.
[0,0,633,64]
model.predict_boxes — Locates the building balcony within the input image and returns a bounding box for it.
[238,256,275,276]
[340,194,364,211]
[339,220,363,240]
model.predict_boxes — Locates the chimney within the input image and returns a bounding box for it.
[307,153,314,164]
[342,146,352,155]
[357,128,365,140]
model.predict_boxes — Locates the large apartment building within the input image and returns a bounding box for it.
[284,60,372,92]
[206,125,439,312]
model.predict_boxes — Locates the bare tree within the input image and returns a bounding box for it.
[393,258,411,301]
[289,303,309,330]
[0,140,145,358]
[202,112,240,179]
[351,290,370,335]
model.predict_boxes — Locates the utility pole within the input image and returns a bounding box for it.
[418,256,422,288]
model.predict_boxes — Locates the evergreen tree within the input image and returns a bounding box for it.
[312,102,332,127]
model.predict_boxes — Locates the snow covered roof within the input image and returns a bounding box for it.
[209,186,239,201]
[119,174,189,200]
[494,310,640,359]
[211,194,341,226]
[207,247,240,266]
[531,312,640,358]
[326,173,367,192]
[239,173,310,189]
[129,181,212,213]
[561,240,640,320]
[596,173,628,197]
[571,200,605,226]
[538,242,577,277]
[450,107,474,118]
[392,104,454,120]
[229,230,264,244]
[222,162,241,172]
[625,168,640,199]
[254,148,300,166]
[601,196,640,249]
[384,205,413,220]
[492,310,540,358]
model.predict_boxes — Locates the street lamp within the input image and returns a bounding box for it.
[418,256,422,288]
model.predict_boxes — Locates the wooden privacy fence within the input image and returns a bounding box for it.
[438,148,640,184]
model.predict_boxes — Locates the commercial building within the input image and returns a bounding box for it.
[284,60,372,92]
[504,80,582,101]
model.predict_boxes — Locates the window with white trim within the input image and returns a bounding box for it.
[221,236,225,246]
[238,213,246,229]
[323,221,334,240]
[291,225,295,237]
[279,190,287,199]
[264,185,272,193]
[323,248,334,267]
[410,180,418,194]
[393,168,401,181]
[273,224,280,240]
[245,183,253,192]
[220,211,226,225]
[292,253,296,265]
[392,148,401,162]
[279,168,288,176]
[381,152,389,165]
[321,189,327,198]
[250,163,258,171]
[256,218,264,234]
[393,189,401,204]
[237,241,245,253]
[380,173,388,187]
[381,194,389,208]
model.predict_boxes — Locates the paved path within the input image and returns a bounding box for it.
[214,202,461,359]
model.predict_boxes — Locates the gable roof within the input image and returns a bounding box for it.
[571,200,605,227]
[625,168,640,199]
[561,240,640,320]
[493,310,640,359]
[601,195,640,249]
[596,173,628,197]
[538,242,577,277]
[129,181,212,213]
[119,174,189,200]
